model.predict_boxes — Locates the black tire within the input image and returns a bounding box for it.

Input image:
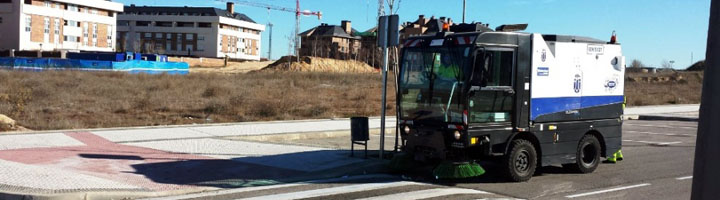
[564,134,601,173]
[503,139,537,182]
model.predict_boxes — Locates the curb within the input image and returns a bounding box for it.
[0,188,212,200]
[227,128,397,143]
[638,115,699,122]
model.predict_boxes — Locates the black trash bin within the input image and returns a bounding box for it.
[350,117,369,158]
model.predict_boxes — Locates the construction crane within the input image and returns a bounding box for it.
[217,0,322,61]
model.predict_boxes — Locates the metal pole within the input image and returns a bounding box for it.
[462,0,466,23]
[691,0,720,199]
[295,0,301,62]
[379,19,389,159]
[268,23,273,60]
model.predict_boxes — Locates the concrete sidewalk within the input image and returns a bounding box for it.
[0,104,699,199]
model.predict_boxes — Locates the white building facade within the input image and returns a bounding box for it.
[116,3,265,60]
[0,0,123,52]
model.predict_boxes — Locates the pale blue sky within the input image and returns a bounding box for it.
[116,0,711,69]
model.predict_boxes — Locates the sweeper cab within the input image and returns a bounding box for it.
[396,23,625,182]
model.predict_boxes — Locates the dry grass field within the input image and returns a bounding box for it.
[625,71,703,106]
[0,70,394,130]
[0,69,703,131]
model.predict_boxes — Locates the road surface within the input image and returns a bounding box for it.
[167,119,697,200]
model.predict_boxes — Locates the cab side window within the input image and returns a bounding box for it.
[469,50,515,123]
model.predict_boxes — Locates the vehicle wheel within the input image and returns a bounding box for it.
[503,139,537,182]
[565,134,601,173]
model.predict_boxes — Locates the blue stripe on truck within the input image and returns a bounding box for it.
[531,95,624,120]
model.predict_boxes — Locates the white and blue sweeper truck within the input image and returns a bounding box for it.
[396,23,625,182]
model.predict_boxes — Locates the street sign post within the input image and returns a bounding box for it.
[377,15,400,159]
[691,0,720,199]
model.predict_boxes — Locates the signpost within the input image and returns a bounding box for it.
[691,0,720,199]
[377,15,400,159]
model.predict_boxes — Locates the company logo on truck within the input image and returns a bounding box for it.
[605,76,620,92]
[574,74,582,93]
[537,67,550,76]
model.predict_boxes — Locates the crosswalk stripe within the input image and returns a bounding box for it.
[141,174,398,200]
[356,188,491,200]
[237,181,421,200]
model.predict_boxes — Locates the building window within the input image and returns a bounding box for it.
[0,17,3,24]
[136,21,151,26]
[117,20,129,26]
[198,22,211,28]
[166,43,171,52]
[25,16,31,32]
[155,33,163,39]
[186,34,193,41]
[166,33,172,40]
[198,45,204,51]
[44,17,50,34]
[83,23,88,45]
[186,44,194,51]
[107,25,113,45]
[198,35,205,41]
[92,24,97,38]
[155,21,172,27]
[54,19,60,34]
[177,43,182,51]
[44,1,50,7]
[68,4,78,12]
[176,22,194,28]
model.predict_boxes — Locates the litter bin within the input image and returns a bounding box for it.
[350,117,369,158]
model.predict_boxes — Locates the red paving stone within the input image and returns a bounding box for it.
[0,132,303,191]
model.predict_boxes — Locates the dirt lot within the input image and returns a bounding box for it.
[0,70,394,131]
[0,68,702,131]
[625,71,703,106]
[168,57,274,74]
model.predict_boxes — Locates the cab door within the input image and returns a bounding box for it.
[467,48,516,149]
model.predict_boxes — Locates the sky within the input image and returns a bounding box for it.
[115,0,711,69]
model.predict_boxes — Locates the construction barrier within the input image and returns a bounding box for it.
[0,57,189,75]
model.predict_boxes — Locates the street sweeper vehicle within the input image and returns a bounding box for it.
[395,24,625,182]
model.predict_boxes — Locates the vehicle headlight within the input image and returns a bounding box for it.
[403,126,411,134]
[454,131,462,140]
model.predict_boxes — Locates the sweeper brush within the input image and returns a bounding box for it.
[432,161,486,179]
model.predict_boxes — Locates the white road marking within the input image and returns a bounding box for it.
[565,183,651,198]
[141,174,397,200]
[238,181,421,200]
[623,140,682,146]
[676,176,693,180]
[624,130,695,137]
[357,188,490,200]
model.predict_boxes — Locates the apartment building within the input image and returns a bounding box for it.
[299,20,361,60]
[116,3,265,60]
[0,0,123,52]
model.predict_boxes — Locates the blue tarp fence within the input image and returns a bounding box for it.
[0,57,188,75]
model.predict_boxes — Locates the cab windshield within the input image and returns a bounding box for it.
[398,47,471,123]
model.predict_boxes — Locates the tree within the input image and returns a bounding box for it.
[629,59,646,68]
[661,59,673,69]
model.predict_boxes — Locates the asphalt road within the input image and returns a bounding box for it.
[154,119,698,200]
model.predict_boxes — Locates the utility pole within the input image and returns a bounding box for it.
[691,0,720,199]
[691,52,694,64]
[267,23,273,60]
[295,0,301,62]
[462,0,466,23]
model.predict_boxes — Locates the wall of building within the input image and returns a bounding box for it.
[7,0,122,52]
[117,14,264,60]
